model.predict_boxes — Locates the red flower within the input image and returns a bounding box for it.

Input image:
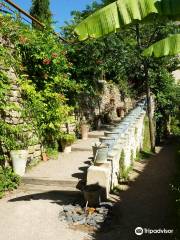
[43,58,51,65]
[51,53,58,58]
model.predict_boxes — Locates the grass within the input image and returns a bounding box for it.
[142,116,151,153]
[135,116,153,162]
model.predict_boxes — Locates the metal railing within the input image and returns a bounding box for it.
[0,0,68,43]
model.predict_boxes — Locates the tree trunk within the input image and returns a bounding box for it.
[145,65,155,152]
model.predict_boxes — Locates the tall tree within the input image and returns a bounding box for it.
[30,0,52,28]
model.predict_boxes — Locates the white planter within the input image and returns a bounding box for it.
[63,145,71,153]
[10,150,28,176]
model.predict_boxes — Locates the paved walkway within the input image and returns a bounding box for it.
[0,130,105,240]
[22,131,104,190]
[0,135,177,240]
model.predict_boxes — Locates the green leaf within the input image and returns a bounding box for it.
[142,34,180,57]
[74,0,180,41]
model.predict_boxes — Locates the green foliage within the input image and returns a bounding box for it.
[142,116,151,152]
[30,0,52,28]
[130,149,134,165]
[45,145,59,160]
[74,0,180,41]
[59,133,76,149]
[150,68,179,142]
[70,0,179,144]
[118,149,131,181]
[0,123,30,151]
[0,14,80,149]
[0,166,20,198]
[171,116,180,136]
[143,34,180,57]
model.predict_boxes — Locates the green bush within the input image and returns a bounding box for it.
[0,166,20,198]
[58,133,76,151]
[0,14,81,150]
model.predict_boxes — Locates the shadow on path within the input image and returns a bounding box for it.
[8,139,177,240]
[93,139,177,240]
[9,190,84,207]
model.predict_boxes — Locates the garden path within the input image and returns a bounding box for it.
[21,130,104,191]
[0,137,177,240]
[0,130,104,240]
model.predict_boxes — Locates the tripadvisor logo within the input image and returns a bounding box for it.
[135,227,173,235]
[135,227,143,236]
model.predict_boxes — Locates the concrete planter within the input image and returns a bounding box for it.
[10,149,28,176]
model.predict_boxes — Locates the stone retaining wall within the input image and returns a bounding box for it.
[1,67,42,166]
[95,81,135,120]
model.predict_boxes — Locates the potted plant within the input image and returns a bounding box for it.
[80,117,90,140]
[2,124,29,177]
[59,133,76,153]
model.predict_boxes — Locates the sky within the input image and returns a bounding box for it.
[11,0,101,30]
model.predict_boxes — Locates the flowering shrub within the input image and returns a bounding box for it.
[0,14,80,147]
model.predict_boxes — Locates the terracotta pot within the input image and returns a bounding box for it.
[42,153,49,162]
[81,124,89,140]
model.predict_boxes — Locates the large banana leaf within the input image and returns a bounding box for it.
[142,34,180,57]
[74,0,180,41]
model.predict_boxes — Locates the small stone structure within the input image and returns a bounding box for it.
[87,100,147,198]
[95,81,134,121]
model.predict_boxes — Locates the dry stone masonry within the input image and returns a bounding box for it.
[95,81,135,121]
[1,67,42,166]
[0,34,42,166]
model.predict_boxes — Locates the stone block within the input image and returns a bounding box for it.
[87,164,111,200]
[8,90,21,98]
[33,150,42,158]
[34,144,41,151]
[28,146,35,154]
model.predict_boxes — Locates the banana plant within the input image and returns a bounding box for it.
[74,0,180,151]
[74,0,180,41]
[143,34,180,57]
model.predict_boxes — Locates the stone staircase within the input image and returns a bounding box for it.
[20,130,105,192]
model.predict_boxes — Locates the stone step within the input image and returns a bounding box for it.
[21,176,85,189]
[19,183,82,194]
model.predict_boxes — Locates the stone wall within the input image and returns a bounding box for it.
[94,81,135,122]
[0,66,42,166]
[86,101,146,198]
